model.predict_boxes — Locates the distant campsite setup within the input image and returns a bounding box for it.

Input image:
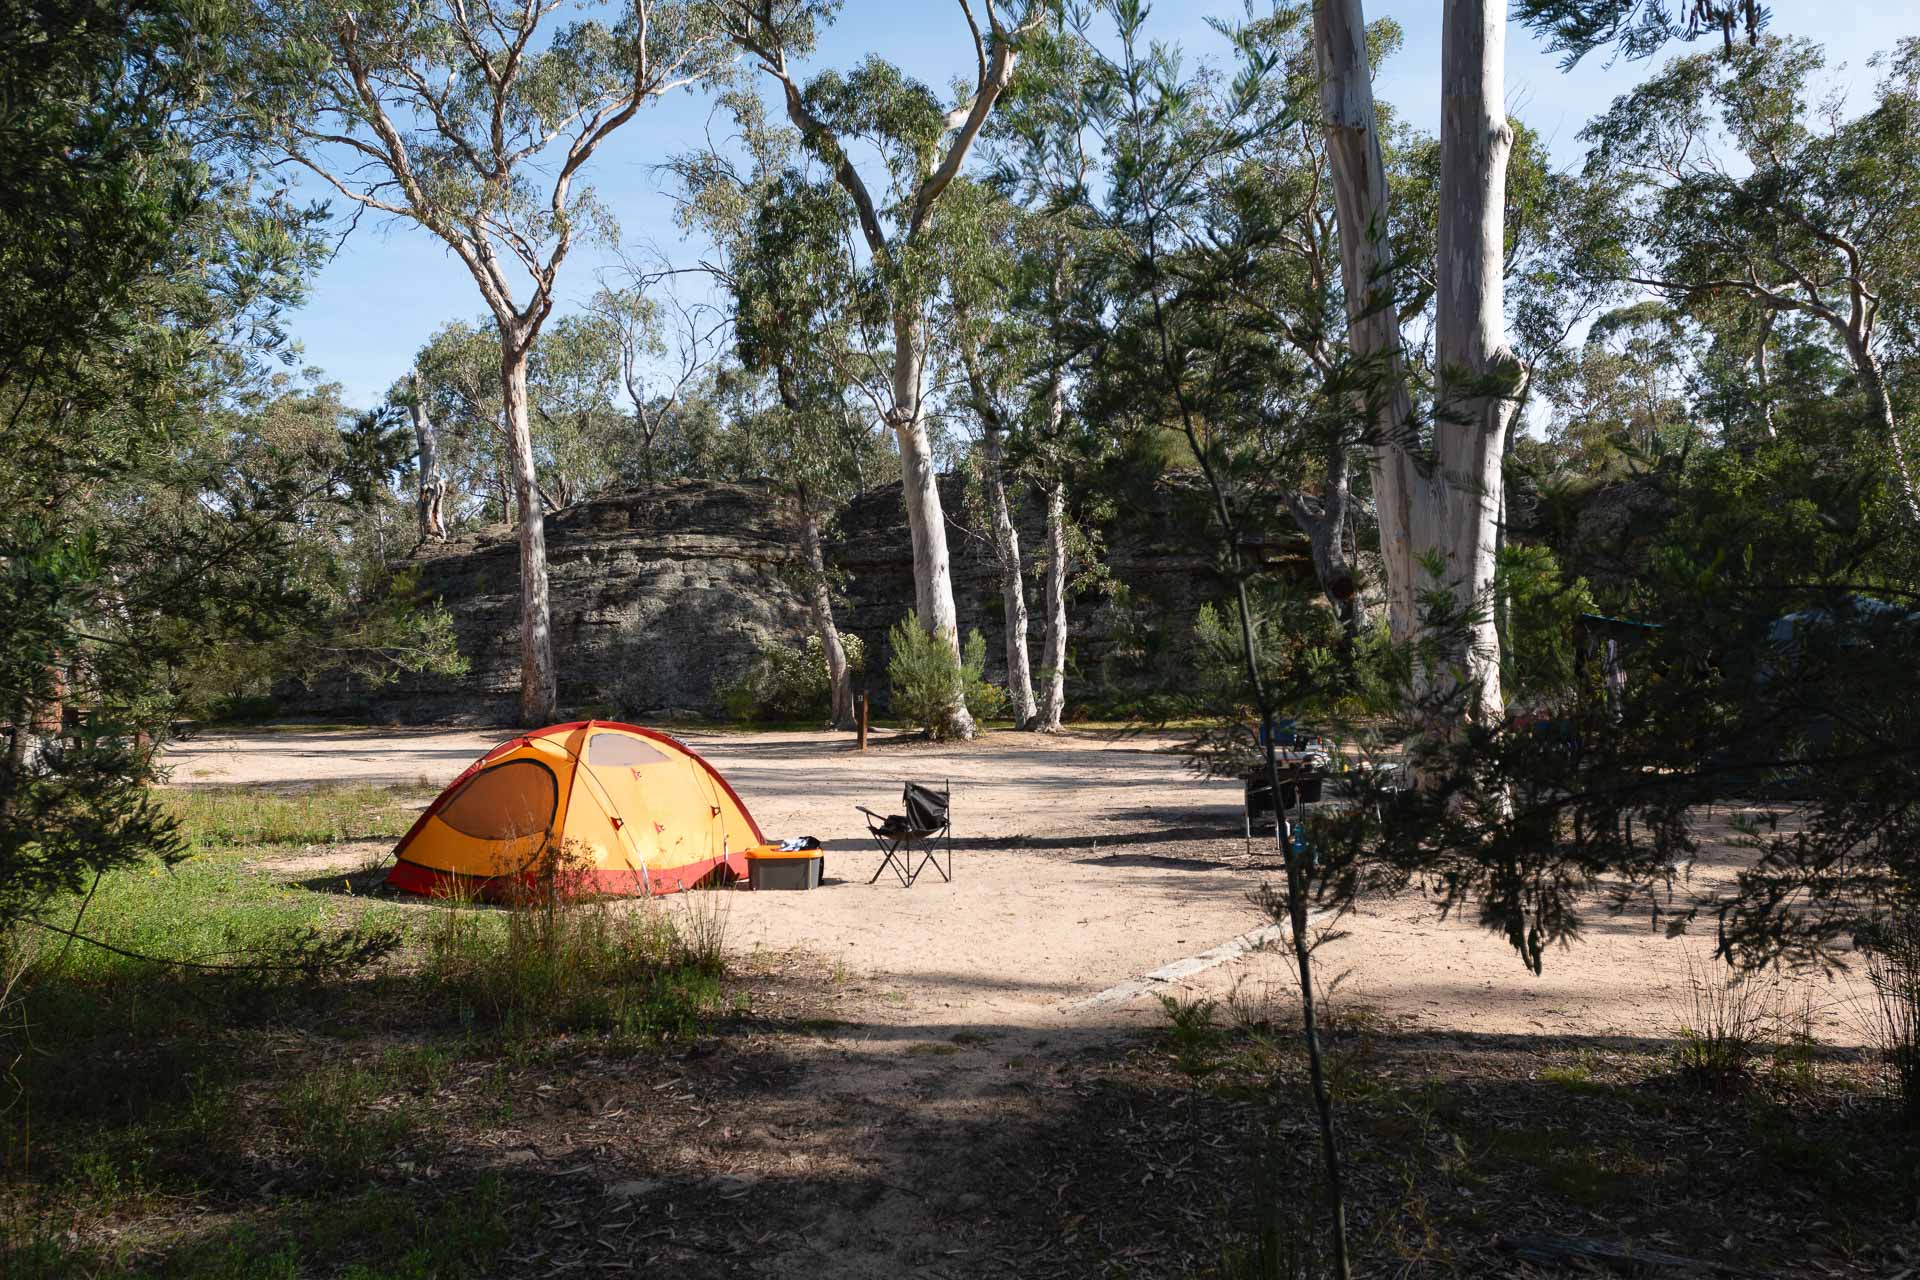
[8,0,1920,1275]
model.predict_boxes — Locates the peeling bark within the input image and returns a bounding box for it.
[502,338,557,725]
[1313,0,1418,642]
[796,492,853,730]
[1430,0,1518,724]
[980,419,1037,726]
[1036,479,1070,732]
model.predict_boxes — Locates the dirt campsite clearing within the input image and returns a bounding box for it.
[137,725,1901,1278]
[166,724,1871,1044]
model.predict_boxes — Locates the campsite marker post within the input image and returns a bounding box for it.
[858,691,868,752]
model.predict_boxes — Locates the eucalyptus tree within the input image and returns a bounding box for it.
[527,310,627,508]
[1306,0,1533,727]
[717,0,1050,739]
[243,0,729,723]
[977,16,1111,731]
[399,371,448,541]
[942,180,1040,727]
[587,272,730,486]
[1578,37,1920,524]
[676,116,882,729]
[409,320,510,524]
[1537,301,1695,472]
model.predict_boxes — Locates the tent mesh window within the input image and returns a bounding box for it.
[586,734,670,767]
[436,761,557,839]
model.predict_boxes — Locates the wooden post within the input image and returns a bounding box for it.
[857,690,868,752]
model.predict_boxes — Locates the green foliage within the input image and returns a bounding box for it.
[1496,544,1596,709]
[1517,0,1770,68]
[0,0,333,930]
[419,846,726,1042]
[960,629,1009,723]
[1576,36,1920,472]
[1181,596,1391,780]
[724,632,866,723]
[1158,991,1224,1079]
[887,611,1002,737]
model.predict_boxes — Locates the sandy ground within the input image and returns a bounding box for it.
[165,725,1873,1050]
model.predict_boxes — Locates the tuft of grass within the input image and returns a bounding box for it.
[159,783,434,853]
[1670,957,1775,1095]
[1159,992,1224,1078]
[418,846,729,1043]
[1538,1062,1605,1094]
[1862,908,1920,1121]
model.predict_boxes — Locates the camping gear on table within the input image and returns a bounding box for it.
[747,837,824,890]
[1244,746,1331,854]
[856,780,953,887]
[387,720,791,899]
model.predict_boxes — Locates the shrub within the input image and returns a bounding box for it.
[722,632,866,722]
[1495,543,1595,710]
[887,611,1003,737]
[960,629,1008,722]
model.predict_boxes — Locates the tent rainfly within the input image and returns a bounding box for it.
[387,721,765,898]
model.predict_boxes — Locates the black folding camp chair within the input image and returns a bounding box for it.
[856,780,952,886]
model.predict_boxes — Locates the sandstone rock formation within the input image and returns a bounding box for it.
[281,475,1314,725]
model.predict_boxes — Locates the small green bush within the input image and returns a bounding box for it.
[887,611,1003,737]
[723,632,865,722]
[1495,543,1595,710]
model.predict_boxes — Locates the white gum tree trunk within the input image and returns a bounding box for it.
[408,371,447,542]
[1313,0,1418,643]
[1036,479,1069,732]
[502,337,557,725]
[797,494,854,730]
[1849,337,1920,526]
[980,419,1037,727]
[1430,0,1517,722]
[891,314,977,739]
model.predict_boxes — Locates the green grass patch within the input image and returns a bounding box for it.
[4,1173,532,1278]
[1537,1062,1607,1094]
[420,891,726,1043]
[0,789,748,1277]
[159,783,433,853]
[279,1063,421,1184]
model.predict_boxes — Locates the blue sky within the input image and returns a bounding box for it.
[287,1,1910,409]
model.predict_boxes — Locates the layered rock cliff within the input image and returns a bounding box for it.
[283,475,1314,724]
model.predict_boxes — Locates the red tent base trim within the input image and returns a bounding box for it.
[386,852,748,901]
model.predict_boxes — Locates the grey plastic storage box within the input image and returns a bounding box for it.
[747,852,822,890]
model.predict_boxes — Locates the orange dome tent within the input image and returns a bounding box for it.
[387,721,765,898]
